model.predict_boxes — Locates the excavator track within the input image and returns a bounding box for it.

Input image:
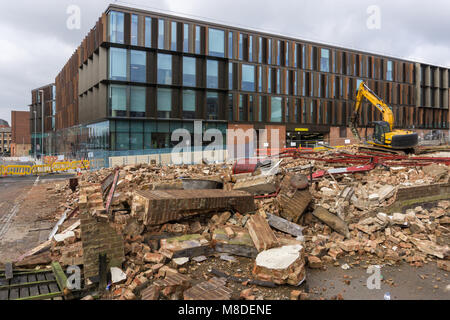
[356,144,409,156]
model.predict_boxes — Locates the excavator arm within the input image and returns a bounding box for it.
[350,81,395,140]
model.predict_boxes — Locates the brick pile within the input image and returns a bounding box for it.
[31,149,449,300]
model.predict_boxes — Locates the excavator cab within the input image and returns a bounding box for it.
[372,121,390,144]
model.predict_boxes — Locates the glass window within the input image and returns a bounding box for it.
[157,88,172,118]
[110,85,127,117]
[130,87,146,118]
[258,37,263,63]
[293,71,297,95]
[271,97,282,122]
[239,34,244,60]
[228,32,233,59]
[229,63,233,90]
[206,92,219,120]
[131,14,138,46]
[286,42,290,66]
[209,28,225,58]
[228,94,234,120]
[249,35,253,62]
[302,45,306,69]
[183,24,189,52]
[276,69,280,94]
[158,19,165,49]
[239,95,244,121]
[268,68,272,93]
[171,21,177,51]
[195,26,201,54]
[258,98,262,121]
[242,64,255,92]
[387,60,393,81]
[109,48,127,81]
[116,132,130,151]
[183,57,196,87]
[286,99,290,122]
[207,60,219,89]
[320,48,330,72]
[157,53,172,85]
[183,90,196,119]
[110,11,124,44]
[130,50,146,82]
[130,132,143,150]
[249,95,254,121]
[258,66,262,92]
[145,17,152,48]
[277,40,281,65]
[294,44,297,68]
[268,39,272,64]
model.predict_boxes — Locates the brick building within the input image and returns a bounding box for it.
[45,4,449,155]
[10,111,31,157]
[0,120,11,156]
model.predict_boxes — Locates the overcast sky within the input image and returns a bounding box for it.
[1,0,450,124]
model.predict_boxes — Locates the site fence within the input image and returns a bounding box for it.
[1,160,90,177]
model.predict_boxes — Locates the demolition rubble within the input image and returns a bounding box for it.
[14,148,450,300]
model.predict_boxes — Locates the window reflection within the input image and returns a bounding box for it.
[109,48,127,81]
[158,54,172,85]
[209,28,225,58]
[130,50,146,82]
[157,88,172,118]
[130,87,146,118]
[207,60,219,89]
[206,92,219,120]
[271,97,282,122]
[242,64,255,92]
[109,85,127,117]
[110,11,124,44]
[145,17,152,48]
[183,90,196,119]
[183,57,196,87]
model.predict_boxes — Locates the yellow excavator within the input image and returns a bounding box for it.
[350,81,418,152]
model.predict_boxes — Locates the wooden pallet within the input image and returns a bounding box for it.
[0,263,67,300]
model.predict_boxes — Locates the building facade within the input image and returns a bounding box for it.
[30,84,56,156]
[0,120,11,156]
[10,111,31,157]
[50,4,448,156]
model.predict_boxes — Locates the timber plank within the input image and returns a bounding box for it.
[19,286,29,299]
[29,285,39,297]
[0,289,8,300]
[5,263,13,280]
[9,288,19,300]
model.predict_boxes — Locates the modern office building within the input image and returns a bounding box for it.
[29,84,56,156]
[49,4,448,155]
[10,111,31,157]
[0,120,11,155]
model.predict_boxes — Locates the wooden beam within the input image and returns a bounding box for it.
[5,263,13,280]
[15,220,80,263]
[51,262,68,293]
